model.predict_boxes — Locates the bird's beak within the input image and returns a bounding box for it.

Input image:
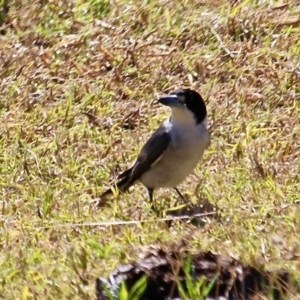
[158,94,184,107]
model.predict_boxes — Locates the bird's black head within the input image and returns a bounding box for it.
[159,89,207,124]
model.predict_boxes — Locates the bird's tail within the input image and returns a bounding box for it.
[96,168,133,207]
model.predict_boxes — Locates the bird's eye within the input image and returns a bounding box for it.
[177,94,185,103]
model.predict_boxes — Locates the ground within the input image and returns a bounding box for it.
[0,0,299,299]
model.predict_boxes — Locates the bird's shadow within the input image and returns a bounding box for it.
[161,195,219,227]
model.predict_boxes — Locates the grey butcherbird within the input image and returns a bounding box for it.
[100,88,210,207]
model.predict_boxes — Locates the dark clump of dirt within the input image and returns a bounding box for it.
[96,247,290,300]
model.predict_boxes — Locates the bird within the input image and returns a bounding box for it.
[99,88,210,208]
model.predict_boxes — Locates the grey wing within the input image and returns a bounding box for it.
[120,124,171,190]
[100,124,171,199]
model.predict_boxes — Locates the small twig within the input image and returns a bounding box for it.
[31,211,217,230]
[210,27,235,58]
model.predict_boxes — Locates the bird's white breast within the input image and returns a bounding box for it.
[140,120,210,189]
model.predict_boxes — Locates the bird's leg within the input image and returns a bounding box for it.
[148,188,154,202]
[147,188,157,213]
[173,187,188,205]
[174,187,184,200]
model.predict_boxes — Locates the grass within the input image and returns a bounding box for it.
[0,0,300,298]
